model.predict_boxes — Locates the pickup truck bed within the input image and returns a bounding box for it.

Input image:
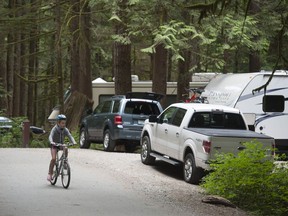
[186,128,273,139]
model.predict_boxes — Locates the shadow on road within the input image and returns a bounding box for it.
[151,161,183,181]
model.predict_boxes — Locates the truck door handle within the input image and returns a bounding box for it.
[176,132,179,137]
[238,146,246,151]
[165,129,168,133]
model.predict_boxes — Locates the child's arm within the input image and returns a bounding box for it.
[65,128,77,145]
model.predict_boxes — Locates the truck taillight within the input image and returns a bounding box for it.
[203,141,211,153]
[114,115,122,125]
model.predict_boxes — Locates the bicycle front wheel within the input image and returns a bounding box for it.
[61,161,71,189]
[50,163,58,185]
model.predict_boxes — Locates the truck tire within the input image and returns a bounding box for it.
[79,128,91,149]
[141,135,155,165]
[183,153,203,184]
[103,129,115,152]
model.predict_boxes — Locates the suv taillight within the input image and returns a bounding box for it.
[114,115,123,125]
[202,140,211,153]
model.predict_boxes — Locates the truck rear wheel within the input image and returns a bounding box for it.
[183,153,203,184]
[141,136,155,165]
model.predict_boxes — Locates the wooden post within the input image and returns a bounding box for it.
[22,120,30,148]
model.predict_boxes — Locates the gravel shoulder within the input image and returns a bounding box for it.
[72,148,248,216]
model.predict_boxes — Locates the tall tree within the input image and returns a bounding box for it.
[70,0,92,99]
[248,0,261,72]
[113,0,132,95]
[152,2,168,105]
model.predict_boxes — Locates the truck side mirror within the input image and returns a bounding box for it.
[148,115,158,123]
[262,95,285,112]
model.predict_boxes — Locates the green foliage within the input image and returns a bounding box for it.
[29,134,49,148]
[201,141,288,216]
[141,20,205,61]
[0,117,26,148]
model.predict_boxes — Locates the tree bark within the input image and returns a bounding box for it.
[113,0,131,95]
[65,0,93,128]
[152,44,167,106]
[55,0,64,113]
[79,1,92,99]
[0,31,8,112]
[152,4,168,107]
[70,0,92,99]
[177,50,191,102]
[248,0,261,72]
[64,91,93,131]
[177,4,193,102]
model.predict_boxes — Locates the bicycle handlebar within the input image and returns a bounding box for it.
[51,143,76,147]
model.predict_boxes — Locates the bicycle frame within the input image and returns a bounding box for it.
[50,143,73,189]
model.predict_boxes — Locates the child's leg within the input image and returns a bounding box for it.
[48,147,57,178]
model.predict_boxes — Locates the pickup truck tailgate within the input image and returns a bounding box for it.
[187,128,274,156]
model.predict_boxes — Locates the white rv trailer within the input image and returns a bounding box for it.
[202,70,288,155]
[92,80,208,109]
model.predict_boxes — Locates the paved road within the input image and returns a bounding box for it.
[0,148,247,216]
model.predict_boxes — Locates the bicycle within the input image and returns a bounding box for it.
[50,143,75,189]
[184,88,209,104]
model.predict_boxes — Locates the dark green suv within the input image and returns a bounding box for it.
[79,92,163,152]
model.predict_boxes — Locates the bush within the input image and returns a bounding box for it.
[0,117,25,147]
[201,140,288,216]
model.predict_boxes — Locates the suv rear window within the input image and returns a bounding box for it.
[124,101,160,115]
[188,112,246,129]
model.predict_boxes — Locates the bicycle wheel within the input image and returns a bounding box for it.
[61,161,71,189]
[50,163,58,185]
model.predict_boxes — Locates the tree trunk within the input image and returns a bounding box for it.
[177,50,191,102]
[65,0,93,128]
[19,33,27,117]
[27,0,38,123]
[64,91,93,131]
[177,4,192,102]
[114,42,132,95]
[56,0,64,113]
[6,32,14,117]
[79,1,92,99]
[114,0,131,95]
[0,31,8,112]
[152,4,168,107]
[248,0,261,72]
[70,0,92,98]
[70,0,80,95]
[152,44,167,106]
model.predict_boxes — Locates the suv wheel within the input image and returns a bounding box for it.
[141,135,155,165]
[79,128,91,149]
[103,129,115,152]
[183,153,203,184]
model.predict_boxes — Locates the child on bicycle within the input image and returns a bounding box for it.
[47,114,76,182]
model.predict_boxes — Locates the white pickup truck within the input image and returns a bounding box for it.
[140,103,274,184]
